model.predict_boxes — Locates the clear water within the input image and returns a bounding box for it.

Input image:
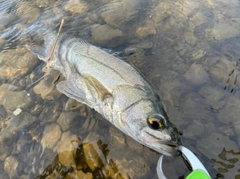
[0,0,240,178]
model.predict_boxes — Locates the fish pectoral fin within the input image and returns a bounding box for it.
[83,74,112,100]
[56,80,91,106]
[26,44,47,62]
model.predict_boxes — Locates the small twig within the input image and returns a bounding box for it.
[46,18,65,74]
[30,19,64,86]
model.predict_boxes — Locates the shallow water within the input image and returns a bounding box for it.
[0,0,240,178]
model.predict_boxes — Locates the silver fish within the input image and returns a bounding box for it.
[28,30,181,156]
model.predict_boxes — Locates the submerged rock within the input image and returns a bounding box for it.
[4,156,19,178]
[184,63,209,86]
[0,84,32,111]
[0,47,38,80]
[198,85,226,109]
[205,22,240,40]
[218,96,240,124]
[57,150,76,167]
[16,1,40,23]
[57,112,80,131]
[82,143,103,171]
[135,20,156,38]
[0,112,37,145]
[208,59,234,84]
[33,70,62,100]
[41,123,62,149]
[63,0,88,14]
[54,131,79,153]
[90,24,123,47]
[66,170,93,179]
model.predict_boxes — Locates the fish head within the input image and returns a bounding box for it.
[141,113,181,156]
[120,99,181,157]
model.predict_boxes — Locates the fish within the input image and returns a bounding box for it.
[27,29,181,157]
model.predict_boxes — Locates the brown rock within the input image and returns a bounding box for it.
[16,1,40,23]
[33,70,62,100]
[209,59,231,84]
[66,170,93,179]
[0,47,38,80]
[64,0,88,14]
[57,112,80,131]
[90,24,123,47]
[82,143,103,171]
[54,131,79,153]
[4,156,19,178]
[0,84,32,111]
[136,20,156,38]
[58,150,76,167]
[41,123,62,149]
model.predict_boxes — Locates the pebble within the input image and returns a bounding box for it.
[0,47,38,80]
[0,112,37,146]
[63,0,88,14]
[190,12,208,27]
[135,20,156,38]
[4,156,19,178]
[13,108,22,116]
[90,24,123,47]
[39,101,62,124]
[54,131,79,153]
[205,22,240,40]
[35,0,49,8]
[33,70,62,100]
[66,170,93,179]
[100,1,138,27]
[41,123,62,149]
[184,63,209,86]
[16,1,40,23]
[57,112,80,131]
[208,59,232,84]
[191,49,206,60]
[0,84,32,111]
[198,85,226,109]
[218,96,240,124]
[57,150,76,167]
[184,31,197,45]
[174,1,200,17]
[82,143,103,171]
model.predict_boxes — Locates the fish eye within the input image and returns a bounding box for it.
[147,114,165,130]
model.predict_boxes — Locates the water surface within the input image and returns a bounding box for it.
[0,0,240,178]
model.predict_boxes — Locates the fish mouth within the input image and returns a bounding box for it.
[162,141,180,157]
